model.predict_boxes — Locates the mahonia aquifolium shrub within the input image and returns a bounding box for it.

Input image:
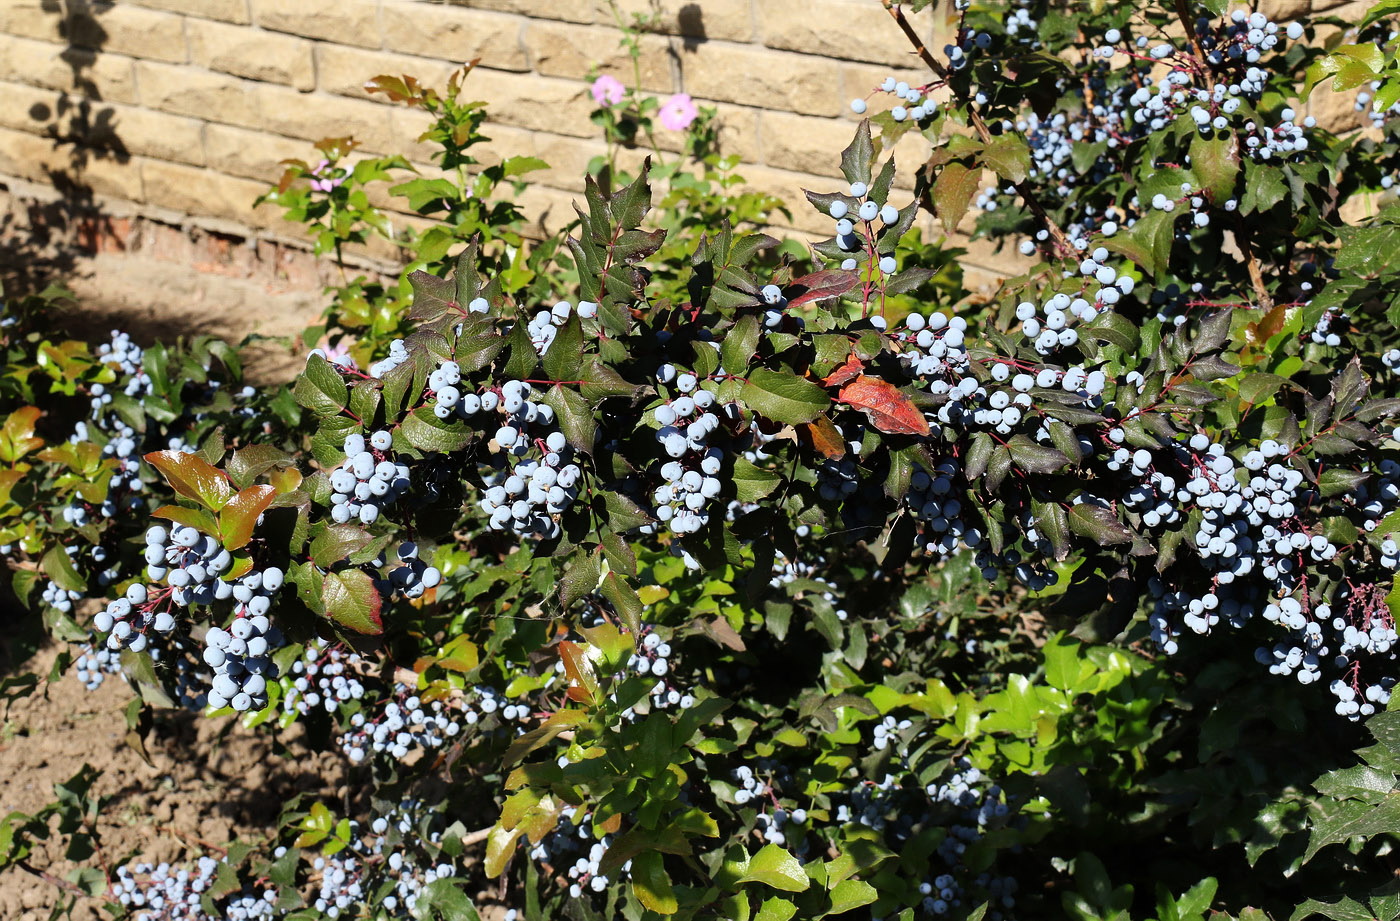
[14,2,1400,920]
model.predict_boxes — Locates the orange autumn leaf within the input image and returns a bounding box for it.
[802,415,847,459]
[838,375,930,436]
[822,354,864,387]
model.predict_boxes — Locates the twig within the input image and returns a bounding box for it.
[1173,0,1208,63]
[462,826,493,847]
[878,0,1075,256]
[17,859,87,896]
[1235,222,1275,310]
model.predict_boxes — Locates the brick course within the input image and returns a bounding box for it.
[0,0,1378,306]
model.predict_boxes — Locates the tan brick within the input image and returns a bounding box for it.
[136,61,261,128]
[250,0,381,47]
[67,5,188,64]
[0,126,144,201]
[141,159,271,224]
[0,0,64,42]
[529,132,605,191]
[758,0,934,67]
[0,36,138,104]
[315,44,456,102]
[188,19,315,91]
[470,68,596,138]
[516,182,587,236]
[729,162,834,235]
[758,111,854,178]
[605,0,753,42]
[110,103,205,166]
[204,124,318,182]
[0,81,65,137]
[527,22,672,92]
[838,61,932,120]
[380,3,530,72]
[257,84,397,152]
[130,0,250,24]
[681,44,842,116]
[450,0,593,24]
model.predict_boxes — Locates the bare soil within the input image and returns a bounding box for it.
[0,644,344,920]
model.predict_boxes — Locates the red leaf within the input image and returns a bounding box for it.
[838,376,930,436]
[822,354,864,387]
[785,270,859,308]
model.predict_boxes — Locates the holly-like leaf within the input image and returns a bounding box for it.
[739,844,810,892]
[42,545,85,594]
[321,569,384,635]
[931,161,982,233]
[0,407,43,464]
[802,415,847,459]
[631,851,679,915]
[784,270,858,309]
[838,376,930,436]
[144,450,235,511]
[293,353,349,417]
[741,369,830,426]
[218,485,277,550]
[1067,503,1133,545]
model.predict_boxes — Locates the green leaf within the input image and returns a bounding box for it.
[733,458,782,502]
[983,134,1031,184]
[1241,161,1287,215]
[543,314,584,383]
[1105,209,1172,277]
[310,523,375,569]
[723,315,761,376]
[560,550,602,610]
[42,546,85,594]
[757,897,798,921]
[1067,503,1133,545]
[1238,372,1285,405]
[1189,132,1240,202]
[293,353,349,417]
[840,120,875,188]
[542,385,596,454]
[827,878,878,915]
[739,844,810,893]
[1319,468,1370,498]
[400,405,472,454]
[321,569,384,635]
[741,369,829,426]
[631,851,678,914]
[600,572,643,636]
[226,445,294,490]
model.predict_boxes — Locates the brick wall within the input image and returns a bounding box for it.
[0,0,1375,344]
[0,0,951,253]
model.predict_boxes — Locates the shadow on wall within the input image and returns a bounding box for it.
[0,0,125,297]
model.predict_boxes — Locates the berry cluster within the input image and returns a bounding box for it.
[651,365,729,536]
[329,431,410,525]
[476,381,582,539]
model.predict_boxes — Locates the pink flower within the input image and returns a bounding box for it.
[659,92,699,131]
[591,74,626,106]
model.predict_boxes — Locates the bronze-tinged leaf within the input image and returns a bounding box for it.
[838,376,930,436]
[822,353,865,387]
[144,450,235,511]
[785,269,859,308]
[802,415,848,459]
[218,485,278,550]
